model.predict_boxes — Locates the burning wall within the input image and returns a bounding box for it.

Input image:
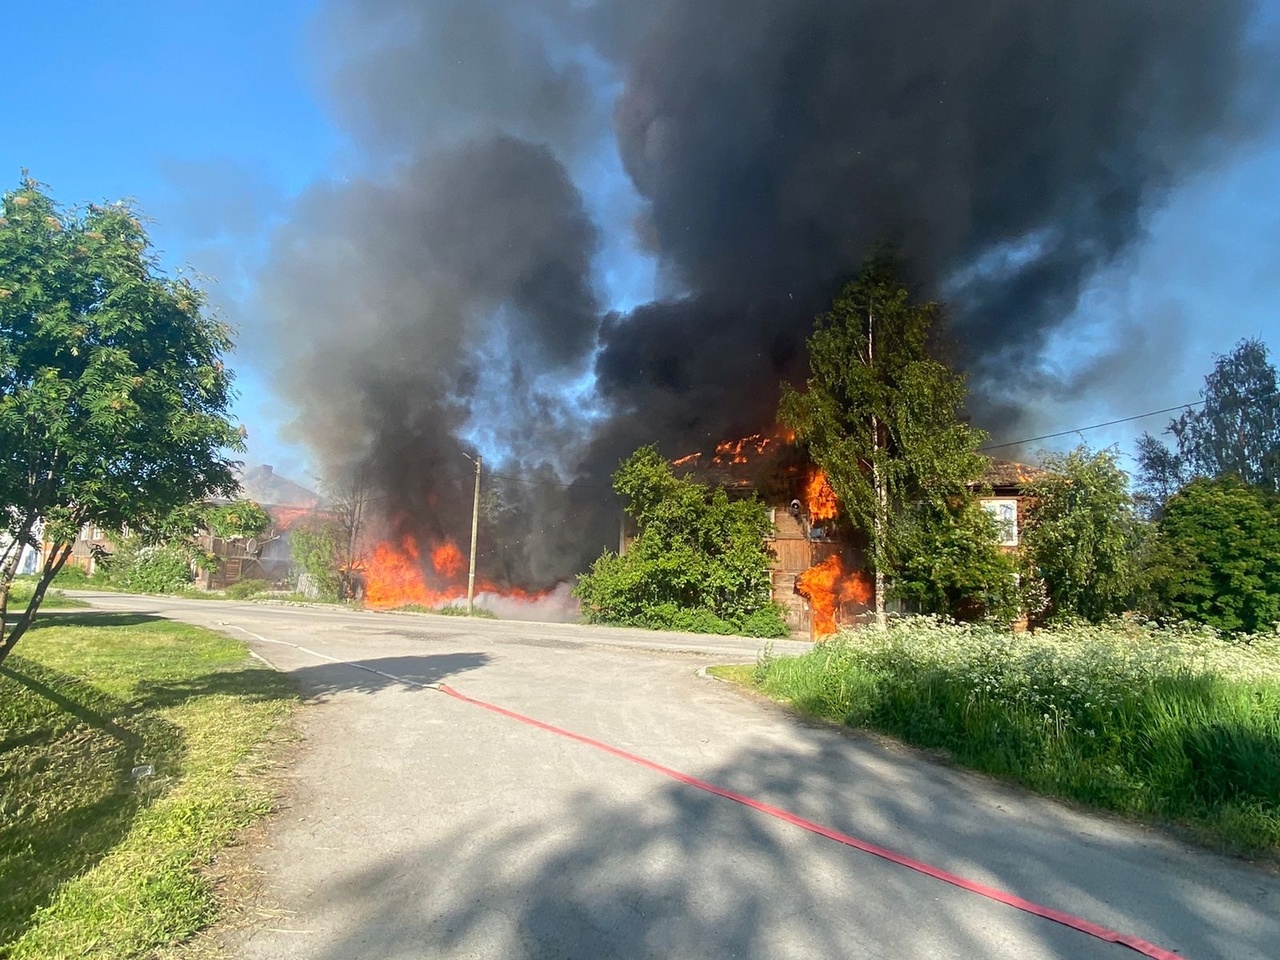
[674,435,872,637]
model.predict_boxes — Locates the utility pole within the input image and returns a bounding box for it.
[466,453,482,616]
[869,301,888,629]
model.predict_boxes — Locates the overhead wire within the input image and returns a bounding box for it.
[978,400,1203,452]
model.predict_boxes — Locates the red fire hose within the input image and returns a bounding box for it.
[226,626,1182,959]
[436,682,1183,960]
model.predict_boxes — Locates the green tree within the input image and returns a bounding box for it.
[203,500,271,541]
[779,257,994,625]
[0,178,241,663]
[892,499,1019,621]
[1021,446,1139,624]
[289,518,345,601]
[1137,339,1280,513]
[1145,477,1280,633]
[574,446,787,637]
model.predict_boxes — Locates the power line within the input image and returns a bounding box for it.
[979,401,1204,452]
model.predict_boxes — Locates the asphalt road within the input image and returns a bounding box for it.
[76,594,1280,959]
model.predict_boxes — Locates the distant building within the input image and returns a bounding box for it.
[192,465,322,590]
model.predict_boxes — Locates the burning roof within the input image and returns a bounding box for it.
[979,459,1046,491]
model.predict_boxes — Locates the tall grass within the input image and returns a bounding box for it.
[753,619,1280,854]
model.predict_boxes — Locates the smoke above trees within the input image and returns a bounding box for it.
[255,0,1269,587]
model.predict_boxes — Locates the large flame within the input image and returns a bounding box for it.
[674,425,794,469]
[804,468,839,522]
[362,534,547,610]
[431,541,464,578]
[795,554,872,636]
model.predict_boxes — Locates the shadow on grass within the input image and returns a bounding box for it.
[129,654,491,706]
[22,611,168,629]
[0,659,184,948]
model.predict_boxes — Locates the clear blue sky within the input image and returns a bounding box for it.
[4,0,1278,481]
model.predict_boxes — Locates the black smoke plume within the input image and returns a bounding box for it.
[258,0,1266,591]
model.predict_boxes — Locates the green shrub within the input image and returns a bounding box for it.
[738,604,791,638]
[576,445,781,634]
[51,566,92,587]
[1146,477,1280,633]
[289,520,343,601]
[204,500,271,540]
[752,618,1280,853]
[224,579,271,600]
[105,540,193,594]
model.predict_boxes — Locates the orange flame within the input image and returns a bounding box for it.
[795,554,872,636]
[362,534,549,610]
[267,505,320,532]
[712,432,778,465]
[804,469,839,522]
[431,541,464,578]
[673,425,795,469]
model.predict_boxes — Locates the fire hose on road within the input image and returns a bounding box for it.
[225,623,1183,960]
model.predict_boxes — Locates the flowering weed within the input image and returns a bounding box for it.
[753,618,1280,854]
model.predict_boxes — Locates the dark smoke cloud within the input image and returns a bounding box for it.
[596,0,1256,430]
[259,0,1265,589]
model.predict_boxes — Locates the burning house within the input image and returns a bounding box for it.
[671,435,1040,638]
[242,1,1256,623]
[192,466,321,591]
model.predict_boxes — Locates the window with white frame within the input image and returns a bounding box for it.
[981,498,1019,547]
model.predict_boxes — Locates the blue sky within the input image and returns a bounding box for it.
[4,0,1278,482]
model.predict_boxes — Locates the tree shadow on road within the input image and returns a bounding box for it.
[283,653,493,699]
[18,611,167,629]
[228,713,1280,960]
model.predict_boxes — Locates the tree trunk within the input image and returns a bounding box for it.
[871,418,888,630]
[0,541,71,667]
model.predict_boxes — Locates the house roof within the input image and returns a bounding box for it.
[979,458,1044,490]
[236,465,320,509]
[674,438,1042,496]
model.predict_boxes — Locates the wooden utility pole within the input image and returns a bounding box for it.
[467,454,482,615]
[869,302,888,629]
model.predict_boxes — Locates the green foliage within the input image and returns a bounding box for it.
[575,446,786,637]
[1145,477,1280,634]
[1138,339,1280,511]
[891,499,1019,620]
[203,500,271,541]
[103,538,193,594]
[0,178,242,661]
[779,257,991,616]
[429,604,497,618]
[289,519,344,601]
[6,577,87,609]
[1021,446,1140,624]
[748,618,1280,854]
[224,578,271,600]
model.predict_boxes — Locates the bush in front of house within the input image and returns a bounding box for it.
[104,538,193,594]
[1143,476,1280,634]
[575,446,789,638]
[751,616,1280,853]
[224,579,272,600]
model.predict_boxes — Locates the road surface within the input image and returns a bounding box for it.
[75,594,1280,959]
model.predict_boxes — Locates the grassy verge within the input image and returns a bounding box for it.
[0,613,295,957]
[7,578,89,610]
[737,619,1280,856]
[391,603,497,619]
